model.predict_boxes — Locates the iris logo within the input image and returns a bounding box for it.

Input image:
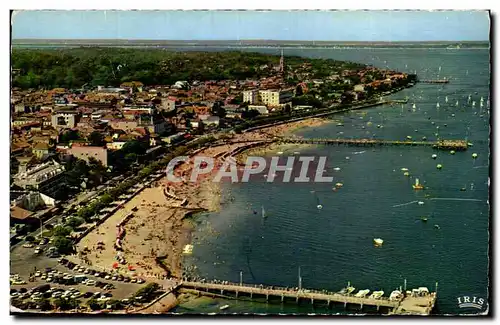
[457,296,486,310]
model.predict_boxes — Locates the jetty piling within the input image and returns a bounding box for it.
[179,280,437,315]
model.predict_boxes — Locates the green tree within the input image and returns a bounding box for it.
[66,217,84,229]
[86,297,102,311]
[52,236,74,254]
[88,131,105,146]
[53,298,80,311]
[52,225,72,237]
[59,130,80,143]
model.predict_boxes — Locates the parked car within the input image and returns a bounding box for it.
[83,292,94,298]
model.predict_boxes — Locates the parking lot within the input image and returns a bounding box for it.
[11,244,154,311]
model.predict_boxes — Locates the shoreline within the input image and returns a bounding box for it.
[73,98,400,312]
[74,117,331,281]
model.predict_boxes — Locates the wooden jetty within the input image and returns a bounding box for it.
[179,281,437,315]
[277,137,468,151]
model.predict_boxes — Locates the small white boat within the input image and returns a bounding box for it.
[345,156,350,160]
[355,289,370,298]
[412,103,416,109]
[436,103,440,108]
[389,290,403,301]
[373,238,384,246]
[418,201,425,205]
[455,100,459,106]
[369,291,384,299]
[401,168,409,171]
[333,167,341,171]
[277,151,283,155]
[219,305,230,310]
[431,154,437,159]
[317,204,323,210]
[437,164,443,169]
[472,153,478,159]
[445,96,448,103]
[472,101,476,107]
[335,183,343,188]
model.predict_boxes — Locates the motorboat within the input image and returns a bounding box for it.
[219,305,230,310]
[418,201,425,205]
[412,178,424,190]
[401,168,409,171]
[335,183,343,188]
[389,290,403,301]
[450,150,456,155]
[403,172,410,176]
[436,164,443,169]
[472,153,478,159]
[333,167,341,171]
[431,154,437,159]
[373,238,384,247]
[317,204,323,210]
[369,291,384,299]
[355,289,370,298]
[420,216,428,222]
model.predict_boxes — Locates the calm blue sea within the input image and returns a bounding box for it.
[173,47,490,315]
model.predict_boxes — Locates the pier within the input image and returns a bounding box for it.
[277,137,468,151]
[179,281,437,315]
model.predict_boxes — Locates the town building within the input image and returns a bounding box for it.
[51,110,80,129]
[258,89,293,106]
[13,160,66,197]
[67,145,109,167]
[243,90,258,104]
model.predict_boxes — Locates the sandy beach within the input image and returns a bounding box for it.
[76,117,330,281]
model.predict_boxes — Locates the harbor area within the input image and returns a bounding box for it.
[178,280,437,315]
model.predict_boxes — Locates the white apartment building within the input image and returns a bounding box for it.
[243,90,258,104]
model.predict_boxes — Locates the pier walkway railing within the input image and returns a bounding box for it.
[277,137,468,151]
[179,280,437,315]
[181,281,398,308]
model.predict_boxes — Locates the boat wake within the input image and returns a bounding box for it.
[392,200,418,208]
[430,198,484,202]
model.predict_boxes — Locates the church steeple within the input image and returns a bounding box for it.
[279,49,284,73]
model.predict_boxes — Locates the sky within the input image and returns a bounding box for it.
[11,10,490,42]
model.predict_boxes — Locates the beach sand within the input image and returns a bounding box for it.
[76,117,330,280]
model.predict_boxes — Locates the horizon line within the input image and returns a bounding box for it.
[11,38,490,42]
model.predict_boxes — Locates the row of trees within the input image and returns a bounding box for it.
[12,48,367,89]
